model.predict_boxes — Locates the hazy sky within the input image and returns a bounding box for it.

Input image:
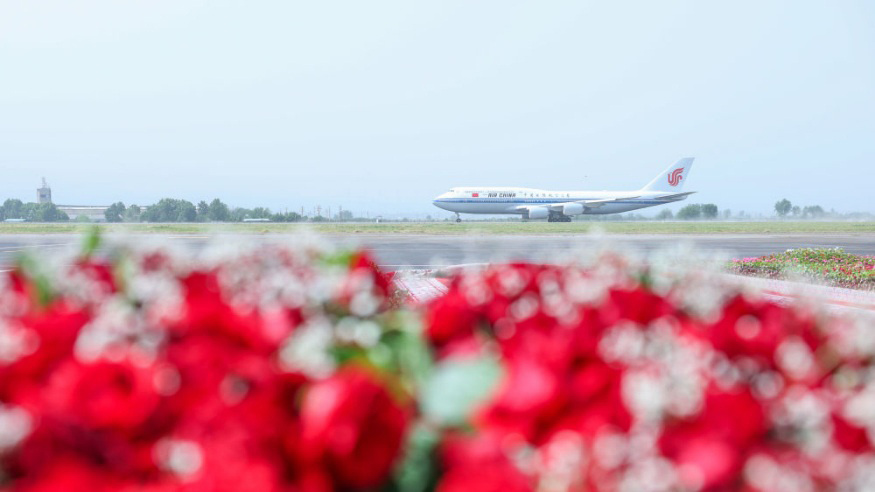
[1,1,873,217]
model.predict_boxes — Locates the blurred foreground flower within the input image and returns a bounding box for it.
[0,236,408,491]
[425,260,875,491]
[0,234,873,491]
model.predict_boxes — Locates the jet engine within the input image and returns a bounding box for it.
[562,203,584,216]
[524,207,549,220]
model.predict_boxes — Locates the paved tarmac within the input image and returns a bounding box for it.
[354,234,875,270]
[1,233,873,272]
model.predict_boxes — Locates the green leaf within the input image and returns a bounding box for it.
[329,344,368,366]
[378,313,433,391]
[389,424,440,492]
[319,251,355,268]
[15,254,54,307]
[81,225,102,258]
[421,352,503,427]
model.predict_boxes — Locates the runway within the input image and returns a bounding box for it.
[354,233,875,270]
[1,233,873,272]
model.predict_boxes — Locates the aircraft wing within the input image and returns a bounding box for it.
[518,197,639,213]
[659,191,696,201]
[538,196,638,212]
[575,196,639,209]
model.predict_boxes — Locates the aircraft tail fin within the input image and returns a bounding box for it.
[641,158,694,192]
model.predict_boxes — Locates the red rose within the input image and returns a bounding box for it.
[425,287,481,351]
[349,251,394,300]
[332,251,396,312]
[659,385,767,489]
[437,431,533,492]
[437,460,532,492]
[174,445,288,492]
[831,412,871,452]
[300,366,410,488]
[709,295,808,368]
[5,458,119,492]
[477,357,565,441]
[561,361,632,437]
[175,271,275,352]
[0,302,90,403]
[5,414,159,480]
[69,258,118,296]
[604,286,673,326]
[39,358,161,433]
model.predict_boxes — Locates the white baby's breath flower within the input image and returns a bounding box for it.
[0,404,31,451]
[776,336,816,380]
[537,431,585,492]
[509,293,539,322]
[279,317,336,378]
[599,322,645,364]
[75,298,162,361]
[0,321,38,364]
[154,438,204,479]
[618,456,678,492]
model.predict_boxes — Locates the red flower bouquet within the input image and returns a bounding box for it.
[0,236,873,491]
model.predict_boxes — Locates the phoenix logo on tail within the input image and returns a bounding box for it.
[667,168,684,187]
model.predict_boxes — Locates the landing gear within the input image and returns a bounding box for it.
[547,211,572,222]
[455,213,462,223]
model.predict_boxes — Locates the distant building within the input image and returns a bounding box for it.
[37,178,52,204]
[57,205,110,222]
[36,178,111,221]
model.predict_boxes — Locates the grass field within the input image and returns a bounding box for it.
[0,221,874,235]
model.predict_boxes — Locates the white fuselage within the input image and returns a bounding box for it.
[433,158,696,219]
[432,187,687,216]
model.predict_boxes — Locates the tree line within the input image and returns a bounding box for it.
[106,199,306,223]
[0,199,69,222]
[774,199,826,219]
[652,203,720,220]
[653,201,833,221]
[0,197,309,223]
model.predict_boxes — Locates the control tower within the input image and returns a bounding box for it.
[37,178,52,204]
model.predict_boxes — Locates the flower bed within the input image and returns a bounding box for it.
[0,238,874,490]
[730,248,875,291]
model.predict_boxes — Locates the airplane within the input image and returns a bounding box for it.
[432,158,695,222]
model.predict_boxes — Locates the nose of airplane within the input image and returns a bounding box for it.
[432,192,450,210]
